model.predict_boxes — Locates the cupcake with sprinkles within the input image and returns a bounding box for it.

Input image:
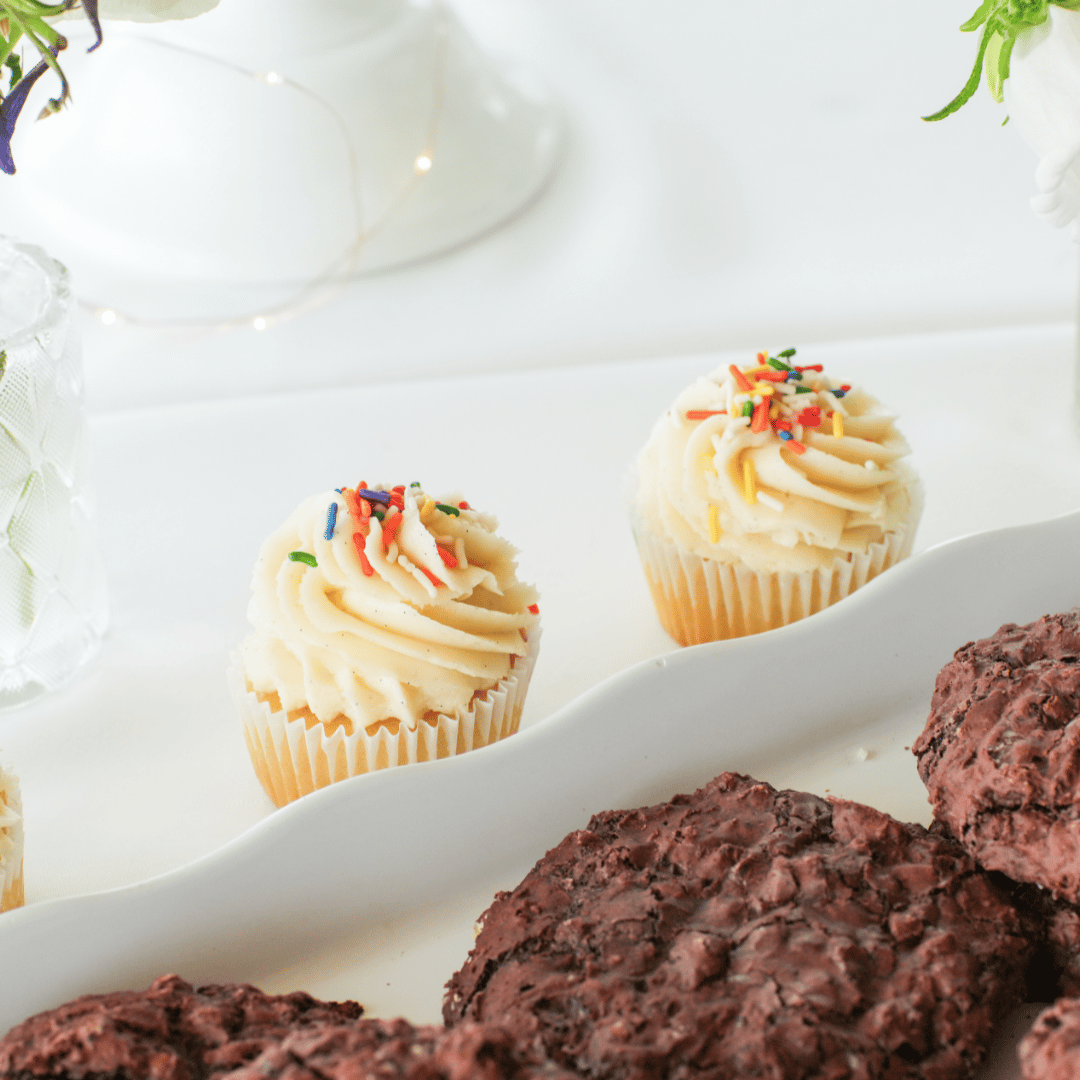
[233,481,540,806]
[631,349,921,644]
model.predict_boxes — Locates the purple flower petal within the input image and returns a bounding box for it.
[0,59,53,175]
[82,0,103,52]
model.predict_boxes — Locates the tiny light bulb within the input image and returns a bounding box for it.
[414,154,433,174]
[265,71,282,85]
[100,309,116,326]
[253,317,267,331]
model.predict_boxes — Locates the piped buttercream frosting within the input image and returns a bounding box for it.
[241,483,539,731]
[633,353,919,574]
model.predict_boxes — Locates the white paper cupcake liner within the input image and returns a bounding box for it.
[0,766,24,913]
[230,630,540,807]
[632,502,921,646]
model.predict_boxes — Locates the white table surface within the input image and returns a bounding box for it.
[0,323,1078,904]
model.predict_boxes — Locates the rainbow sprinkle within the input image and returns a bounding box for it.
[742,458,757,505]
[708,504,721,543]
[328,481,489,591]
[730,364,755,392]
[678,351,867,515]
[419,564,443,588]
[352,532,374,576]
[288,551,317,567]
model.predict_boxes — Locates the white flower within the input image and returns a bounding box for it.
[1006,7,1080,239]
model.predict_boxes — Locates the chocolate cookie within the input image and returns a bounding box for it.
[228,1019,574,1080]
[999,879,1080,1000]
[444,772,1032,1080]
[1018,998,1080,1080]
[913,610,1080,903]
[0,974,362,1080]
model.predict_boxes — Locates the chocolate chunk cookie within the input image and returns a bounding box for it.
[1018,998,1080,1080]
[997,878,1080,1000]
[0,974,362,1080]
[913,610,1080,903]
[0,976,572,1080]
[228,1019,574,1080]
[444,773,1031,1080]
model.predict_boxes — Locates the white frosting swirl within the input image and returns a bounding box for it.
[633,356,918,574]
[242,484,539,730]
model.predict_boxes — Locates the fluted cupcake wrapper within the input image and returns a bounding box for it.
[230,630,540,808]
[2,872,24,913]
[632,510,920,647]
[0,768,23,913]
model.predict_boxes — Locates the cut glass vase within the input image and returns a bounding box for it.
[0,237,108,707]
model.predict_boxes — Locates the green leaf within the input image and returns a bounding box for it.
[0,38,22,89]
[997,34,1015,94]
[923,21,995,121]
[985,32,1005,100]
[960,0,995,31]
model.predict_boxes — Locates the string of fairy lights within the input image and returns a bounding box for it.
[85,3,451,334]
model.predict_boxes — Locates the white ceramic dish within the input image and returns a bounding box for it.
[3,510,1080,1080]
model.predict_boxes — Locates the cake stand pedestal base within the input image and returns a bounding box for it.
[0,0,562,326]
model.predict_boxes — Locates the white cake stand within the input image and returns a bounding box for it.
[0,0,563,324]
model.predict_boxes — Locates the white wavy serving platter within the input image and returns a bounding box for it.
[3,511,1080,1080]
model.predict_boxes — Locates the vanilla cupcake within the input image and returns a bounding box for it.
[631,350,921,645]
[233,482,540,806]
[0,760,24,911]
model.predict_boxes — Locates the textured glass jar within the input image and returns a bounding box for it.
[0,237,107,707]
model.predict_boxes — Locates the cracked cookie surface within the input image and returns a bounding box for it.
[0,976,574,1080]
[443,772,1031,1080]
[226,1019,575,1080]
[913,610,1080,903]
[0,974,363,1080]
